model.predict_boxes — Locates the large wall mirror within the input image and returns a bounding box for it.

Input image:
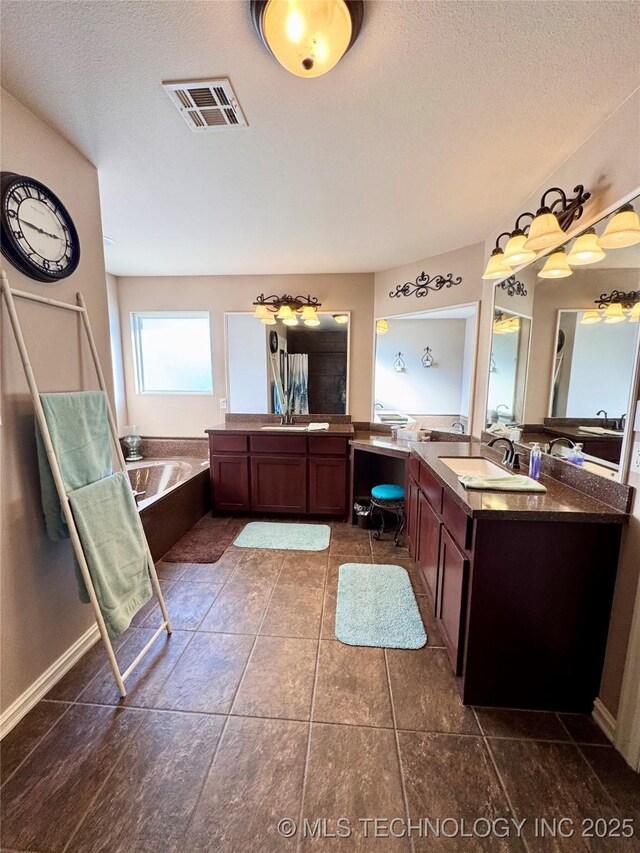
[373,304,478,430]
[226,311,350,414]
[487,195,640,479]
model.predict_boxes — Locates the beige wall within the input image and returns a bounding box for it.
[374,242,486,429]
[0,90,113,714]
[482,90,640,719]
[115,273,374,435]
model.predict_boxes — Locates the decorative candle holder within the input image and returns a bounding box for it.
[123,425,143,462]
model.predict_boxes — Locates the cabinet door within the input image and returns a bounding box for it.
[406,477,421,557]
[309,457,347,515]
[417,492,441,599]
[436,526,470,675]
[250,456,307,513]
[211,454,250,511]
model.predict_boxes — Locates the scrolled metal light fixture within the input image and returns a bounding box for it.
[253,293,322,327]
[497,276,528,298]
[483,184,591,279]
[421,347,434,368]
[389,271,463,300]
[595,290,640,311]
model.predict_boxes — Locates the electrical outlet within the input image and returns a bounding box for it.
[219,398,227,410]
[634,401,640,433]
[631,441,640,475]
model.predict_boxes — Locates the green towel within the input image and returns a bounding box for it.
[68,472,152,637]
[458,474,547,493]
[35,391,113,540]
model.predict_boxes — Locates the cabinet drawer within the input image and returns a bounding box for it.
[250,435,306,455]
[442,491,472,551]
[419,464,443,513]
[308,435,349,456]
[209,434,248,453]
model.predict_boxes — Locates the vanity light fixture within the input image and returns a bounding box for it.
[376,319,389,335]
[333,313,349,324]
[603,302,626,324]
[482,245,512,280]
[502,215,537,267]
[567,228,606,266]
[598,203,640,249]
[393,352,406,373]
[252,293,322,325]
[580,310,602,325]
[421,347,434,368]
[538,248,572,279]
[250,0,364,78]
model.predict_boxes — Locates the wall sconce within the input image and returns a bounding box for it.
[421,347,434,368]
[393,352,406,373]
[376,319,389,335]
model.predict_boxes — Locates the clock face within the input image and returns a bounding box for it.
[1,172,80,282]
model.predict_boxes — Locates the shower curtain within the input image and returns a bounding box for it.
[287,353,309,414]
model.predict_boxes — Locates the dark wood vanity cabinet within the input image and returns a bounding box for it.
[208,430,349,517]
[406,451,624,712]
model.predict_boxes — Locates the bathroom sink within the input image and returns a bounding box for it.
[260,425,308,431]
[440,457,511,477]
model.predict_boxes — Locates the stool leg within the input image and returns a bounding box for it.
[394,508,405,547]
[373,503,385,541]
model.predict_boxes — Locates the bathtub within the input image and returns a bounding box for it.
[126,457,211,559]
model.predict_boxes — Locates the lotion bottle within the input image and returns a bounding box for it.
[529,443,542,480]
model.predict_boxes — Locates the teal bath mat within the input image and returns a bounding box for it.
[234,521,330,551]
[336,563,427,649]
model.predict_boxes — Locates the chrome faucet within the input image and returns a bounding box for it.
[280,411,294,425]
[596,409,608,419]
[546,436,576,455]
[615,413,627,431]
[451,421,465,434]
[486,437,520,469]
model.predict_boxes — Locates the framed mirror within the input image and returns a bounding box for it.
[487,194,640,479]
[373,303,478,431]
[225,311,350,414]
[486,308,532,425]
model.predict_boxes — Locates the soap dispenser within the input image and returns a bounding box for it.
[568,443,585,467]
[529,443,542,480]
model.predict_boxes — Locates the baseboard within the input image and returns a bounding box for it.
[592,697,617,743]
[0,624,99,740]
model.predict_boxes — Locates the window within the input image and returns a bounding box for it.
[132,312,213,394]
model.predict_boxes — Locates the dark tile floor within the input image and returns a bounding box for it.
[1,519,639,852]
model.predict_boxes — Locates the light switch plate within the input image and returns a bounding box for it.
[219,398,227,410]
[634,401,640,433]
[631,442,640,475]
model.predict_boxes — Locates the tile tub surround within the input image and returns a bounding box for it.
[412,441,630,523]
[1,519,636,852]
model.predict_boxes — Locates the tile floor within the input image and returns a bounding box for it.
[1,519,639,852]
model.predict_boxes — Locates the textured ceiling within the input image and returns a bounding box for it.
[1,1,639,276]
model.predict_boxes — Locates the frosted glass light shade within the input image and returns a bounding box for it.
[523,210,565,251]
[538,249,572,279]
[628,302,640,323]
[482,249,511,280]
[333,313,349,324]
[376,319,388,335]
[598,204,640,249]
[304,317,321,326]
[283,316,299,326]
[261,317,277,325]
[261,0,353,78]
[254,304,271,319]
[580,310,602,325]
[567,229,606,266]
[603,303,625,324]
[276,305,294,319]
[301,305,317,320]
[503,231,536,267]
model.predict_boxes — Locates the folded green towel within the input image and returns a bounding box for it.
[35,391,113,540]
[68,472,152,637]
[459,474,547,493]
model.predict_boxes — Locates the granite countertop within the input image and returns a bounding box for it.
[542,425,624,442]
[350,433,413,458]
[205,422,354,436]
[411,441,629,523]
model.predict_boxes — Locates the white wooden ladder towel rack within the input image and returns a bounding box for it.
[1,269,172,698]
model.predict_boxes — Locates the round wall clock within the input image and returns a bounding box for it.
[0,172,80,283]
[269,330,279,353]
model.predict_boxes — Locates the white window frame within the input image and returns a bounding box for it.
[131,311,214,396]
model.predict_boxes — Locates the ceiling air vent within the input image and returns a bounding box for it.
[162,78,248,132]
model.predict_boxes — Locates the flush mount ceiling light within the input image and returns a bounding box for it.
[251,0,364,78]
[598,203,640,249]
[567,228,605,266]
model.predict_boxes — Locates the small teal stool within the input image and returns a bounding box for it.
[370,483,405,546]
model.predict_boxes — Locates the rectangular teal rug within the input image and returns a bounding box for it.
[233,521,331,551]
[336,563,427,649]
